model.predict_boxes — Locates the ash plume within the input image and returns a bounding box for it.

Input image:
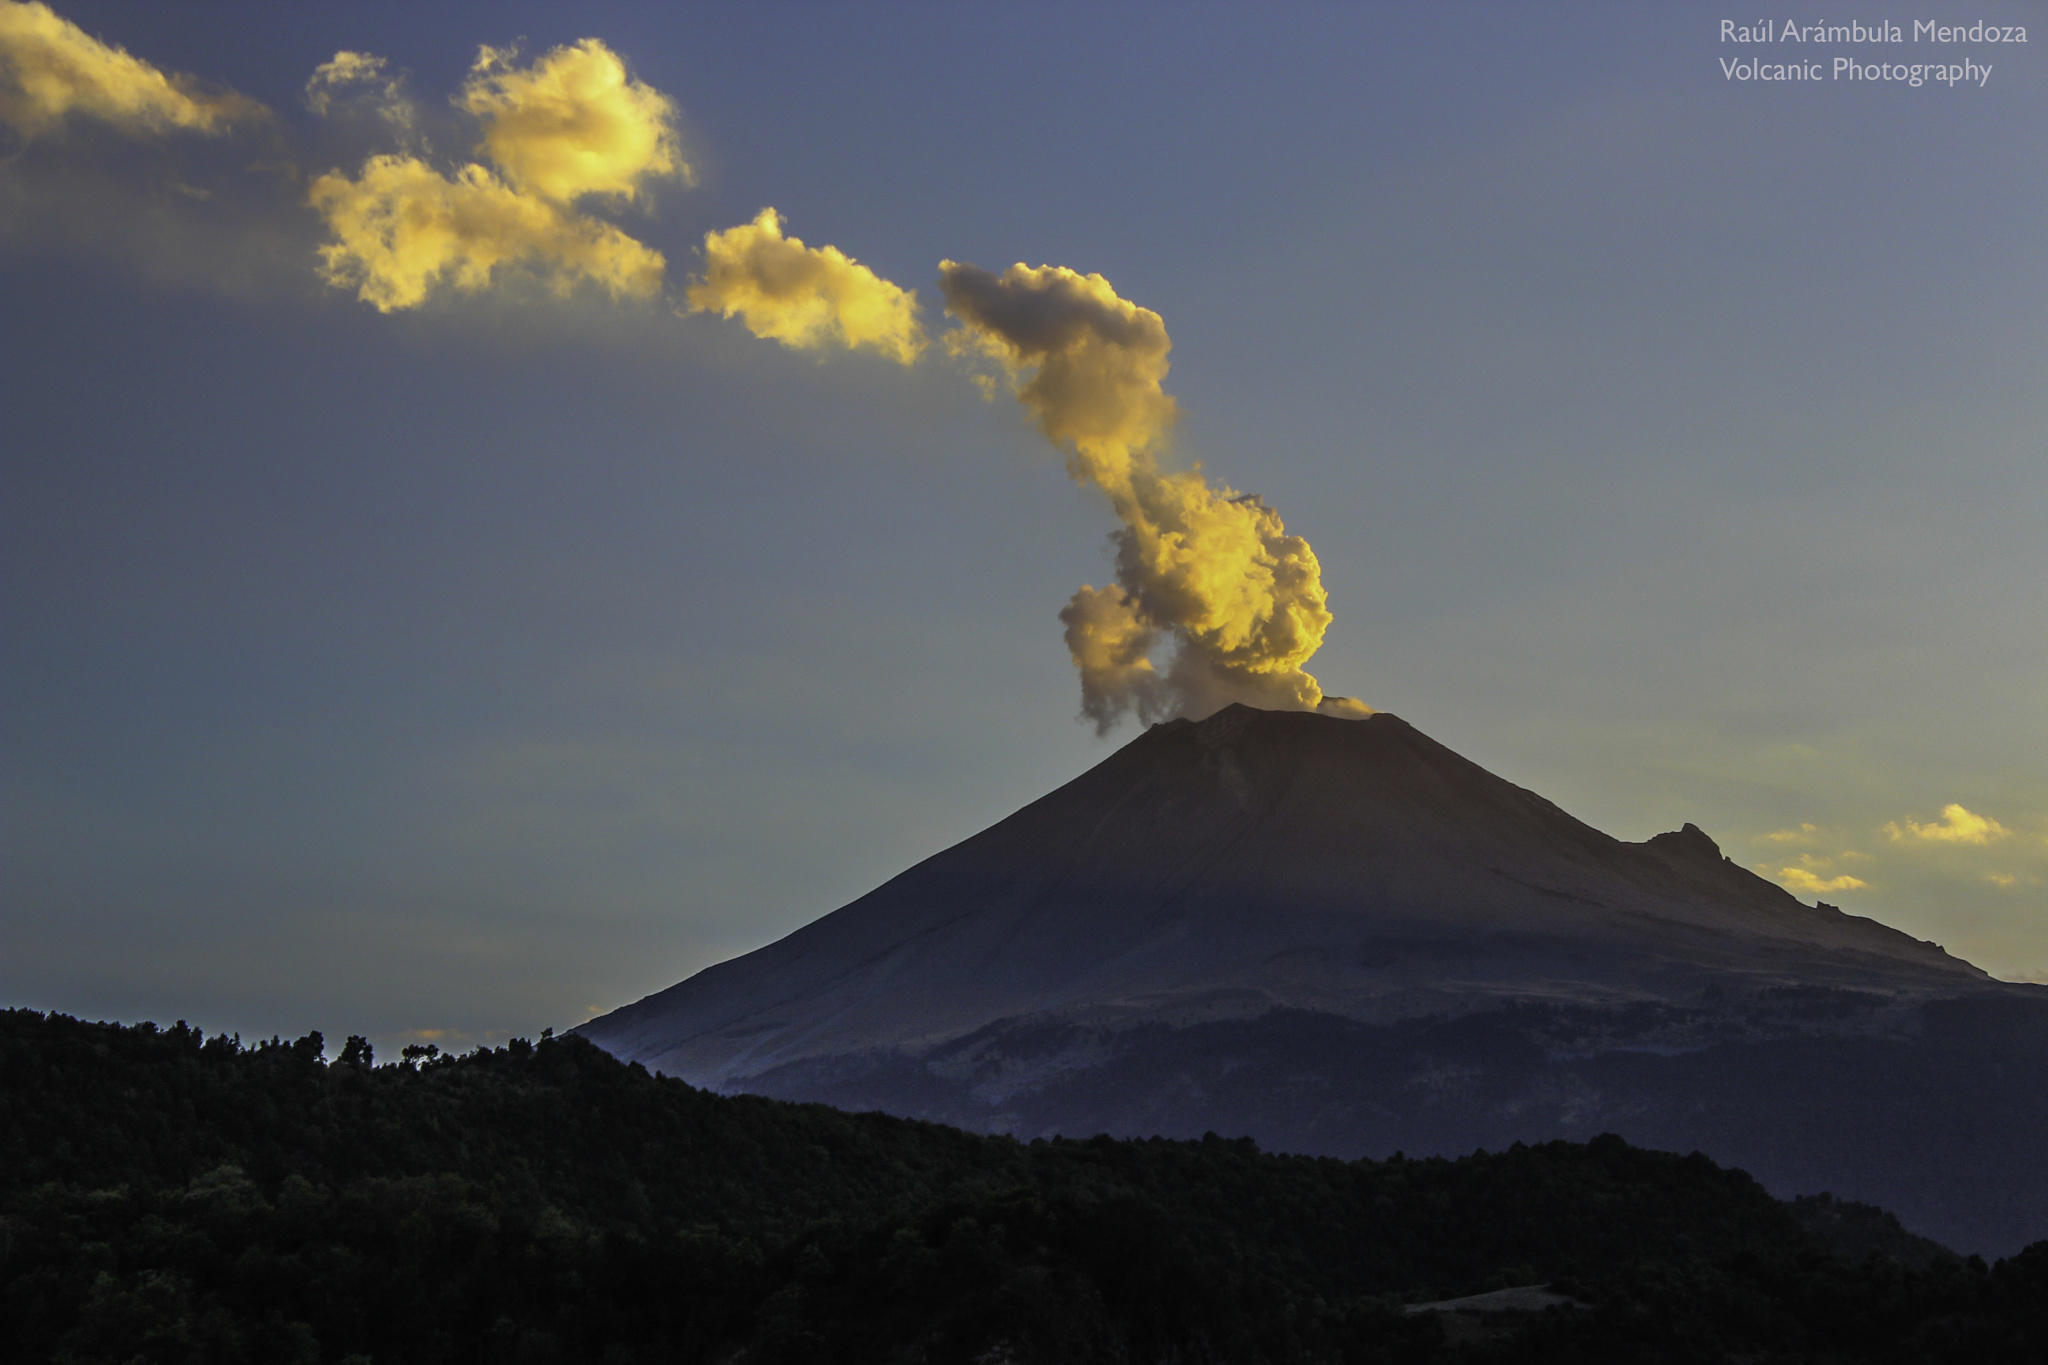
[939,260,1364,730]
[307,39,682,311]
[4,4,1363,729]
[687,208,925,365]
[0,0,264,138]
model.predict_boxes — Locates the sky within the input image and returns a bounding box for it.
[3,1,2045,1059]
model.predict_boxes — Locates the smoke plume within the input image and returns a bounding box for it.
[459,40,689,203]
[308,156,667,312]
[4,7,1361,729]
[0,0,263,138]
[687,208,925,365]
[939,261,1363,729]
[307,40,681,311]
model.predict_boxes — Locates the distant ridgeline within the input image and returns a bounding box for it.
[3,1010,2045,1364]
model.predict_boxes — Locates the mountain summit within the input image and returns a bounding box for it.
[580,705,2047,1256]
[583,705,1983,1084]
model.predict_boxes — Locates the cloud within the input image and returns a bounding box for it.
[304,50,414,134]
[459,39,687,203]
[1058,584,1170,731]
[941,261,1179,476]
[308,156,666,311]
[686,208,925,364]
[1778,865,1869,896]
[308,39,684,312]
[1751,807,2044,908]
[0,0,262,138]
[8,16,1348,733]
[0,5,300,298]
[1882,803,2010,846]
[939,260,1355,729]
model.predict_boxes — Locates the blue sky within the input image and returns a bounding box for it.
[3,1,2044,1057]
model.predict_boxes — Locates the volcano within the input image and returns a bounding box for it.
[580,705,2048,1255]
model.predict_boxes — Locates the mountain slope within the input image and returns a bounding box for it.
[579,705,2047,1254]
[583,705,1988,1085]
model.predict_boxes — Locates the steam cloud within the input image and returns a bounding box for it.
[0,0,263,137]
[687,208,925,365]
[939,261,1364,730]
[303,51,413,133]
[6,8,1361,729]
[307,39,681,311]
[459,40,689,203]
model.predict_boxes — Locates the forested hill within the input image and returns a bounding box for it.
[2,1009,2043,1363]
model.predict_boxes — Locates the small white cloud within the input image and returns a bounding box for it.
[1778,865,1868,896]
[1882,804,2010,847]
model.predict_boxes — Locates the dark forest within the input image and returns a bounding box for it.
[3,1009,2044,1362]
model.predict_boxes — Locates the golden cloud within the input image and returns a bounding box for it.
[307,155,665,311]
[305,50,412,131]
[309,39,686,312]
[306,51,387,112]
[940,261,1177,485]
[460,39,686,204]
[1761,822,1820,844]
[1058,584,1169,727]
[940,260,1354,729]
[1778,866,1869,896]
[0,0,262,137]
[687,208,926,364]
[1882,803,2010,847]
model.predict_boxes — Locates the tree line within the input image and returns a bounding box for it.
[2,1008,2043,1362]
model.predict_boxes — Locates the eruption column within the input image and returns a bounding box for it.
[939,260,1365,730]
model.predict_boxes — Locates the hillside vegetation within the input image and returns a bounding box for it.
[2,1009,2043,1362]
